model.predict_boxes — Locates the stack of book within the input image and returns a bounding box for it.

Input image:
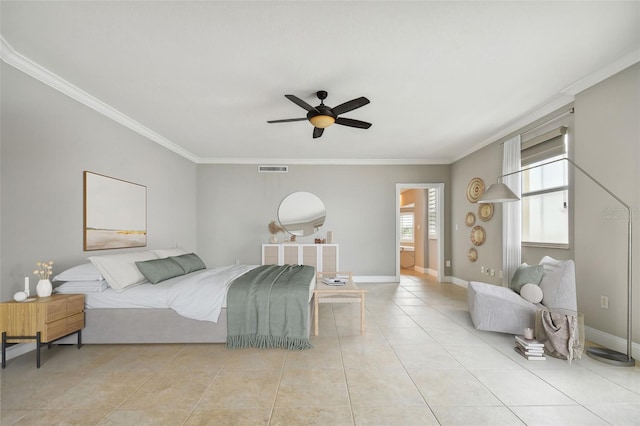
[321,277,348,286]
[514,335,546,360]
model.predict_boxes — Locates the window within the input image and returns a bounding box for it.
[428,188,438,239]
[400,211,414,242]
[521,126,569,247]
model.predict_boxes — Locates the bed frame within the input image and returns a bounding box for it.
[58,308,227,344]
[58,303,314,345]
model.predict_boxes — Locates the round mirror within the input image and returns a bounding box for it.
[278,192,326,237]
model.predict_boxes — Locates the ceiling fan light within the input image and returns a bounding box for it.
[309,115,335,128]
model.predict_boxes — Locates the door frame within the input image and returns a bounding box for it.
[395,183,445,282]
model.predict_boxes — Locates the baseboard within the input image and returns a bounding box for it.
[353,275,397,283]
[410,266,438,278]
[450,276,469,288]
[4,342,37,362]
[584,326,639,359]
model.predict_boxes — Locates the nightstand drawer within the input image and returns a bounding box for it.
[44,312,85,342]
[44,294,84,323]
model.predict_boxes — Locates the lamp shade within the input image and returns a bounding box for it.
[478,183,520,203]
[309,115,335,128]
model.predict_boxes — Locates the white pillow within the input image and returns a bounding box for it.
[53,263,104,282]
[88,251,158,292]
[55,279,108,294]
[151,247,189,259]
[520,283,543,304]
[538,256,577,311]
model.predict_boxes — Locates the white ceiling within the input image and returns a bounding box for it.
[2,1,639,164]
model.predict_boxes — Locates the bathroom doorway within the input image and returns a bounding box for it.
[396,183,444,282]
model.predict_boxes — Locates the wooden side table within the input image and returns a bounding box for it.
[313,272,366,336]
[0,294,85,368]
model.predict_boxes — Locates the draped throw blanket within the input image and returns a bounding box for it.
[226,264,315,350]
[536,309,583,362]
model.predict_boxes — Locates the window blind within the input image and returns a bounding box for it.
[428,189,437,238]
[521,126,567,166]
[400,212,414,242]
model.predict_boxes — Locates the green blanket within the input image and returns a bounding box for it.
[226,264,315,350]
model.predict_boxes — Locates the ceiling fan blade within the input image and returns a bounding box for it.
[285,95,318,112]
[313,127,324,138]
[267,118,308,123]
[331,97,370,116]
[335,117,372,129]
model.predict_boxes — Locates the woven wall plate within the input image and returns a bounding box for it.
[478,203,494,222]
[470,225,486,246]
[466,177,485,203]
[467,247,478,262]
[465,212,476,227]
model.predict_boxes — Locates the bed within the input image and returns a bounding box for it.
[55,249,316,348]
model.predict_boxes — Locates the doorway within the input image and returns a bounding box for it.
[395,183,444,282]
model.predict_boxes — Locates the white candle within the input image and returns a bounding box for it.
[24,276,29,296]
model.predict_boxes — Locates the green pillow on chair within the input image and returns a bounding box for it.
[510,263,544,293]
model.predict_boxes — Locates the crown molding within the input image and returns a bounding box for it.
[1,36,448,167]
[451,94,575,163]
[1,37,445,167]
[561,48,640,96]
[195,157,450,165]
[5,34,636,167]
[451,49,640,164]
[0,36,199,163]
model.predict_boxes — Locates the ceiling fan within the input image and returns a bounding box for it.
[267,90,371,138]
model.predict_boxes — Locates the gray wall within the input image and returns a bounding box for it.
[1,64,198,301]
[196,164,451,277]
[451,142,503,284]
[574,63,639,343]
[451,107,575,285]
[450,63,639,346]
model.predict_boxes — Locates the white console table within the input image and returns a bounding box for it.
[261,244,338,273]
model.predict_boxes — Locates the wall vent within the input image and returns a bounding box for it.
[258,165,288,173]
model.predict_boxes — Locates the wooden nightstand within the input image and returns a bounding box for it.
[0,294,85,368]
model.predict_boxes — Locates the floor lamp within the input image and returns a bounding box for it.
[479,157,635,367]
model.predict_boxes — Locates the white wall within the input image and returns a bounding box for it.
[1,63,198,301]
[196,164,451,278]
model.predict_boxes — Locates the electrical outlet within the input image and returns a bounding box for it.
[489,268,495,277]
[600,296,609,309]
[446,260,451,267]
[480,266,485,274]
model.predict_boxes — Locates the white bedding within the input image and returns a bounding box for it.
[85,265,258,322]
[83,264,316,323]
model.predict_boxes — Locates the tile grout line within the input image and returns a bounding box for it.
[266,346,289,425]
[180,345,228,426]
[335,304,358,426]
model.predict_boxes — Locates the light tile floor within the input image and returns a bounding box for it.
[2,272,639,425]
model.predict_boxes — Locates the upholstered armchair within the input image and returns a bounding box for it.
[467,256,577,335]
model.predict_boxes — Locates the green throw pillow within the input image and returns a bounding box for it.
[135,257,186,284]
[510,264,544,293]
[171,253,207,274]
